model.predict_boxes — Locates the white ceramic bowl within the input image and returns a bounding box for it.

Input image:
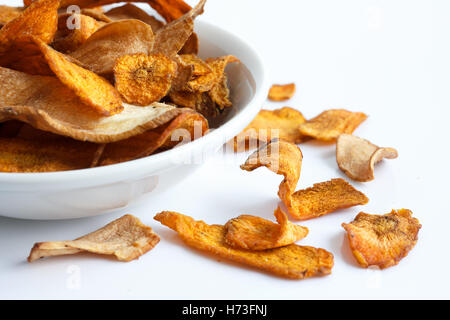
[0,20,268,220]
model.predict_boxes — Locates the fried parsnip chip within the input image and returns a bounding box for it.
[299,109,368,142]
[0,67,188,143]
[70,19,154,77]
[234,107,308,151]
[98,110,208,165]
[289,179,369,220]
[114,53,177,106]
[169,90,217,118]
[336,134,398,182]
[105,3,164,32]
[28,215,160,262]
[179,32,199,55]
[241,140,302,210]
[80,8,112,23]
[0,6,24,25]
[225,207,308,251]
[268,83,296,101]
[155,211,333,279]
[342,209,421,269]
[33,37,123,116]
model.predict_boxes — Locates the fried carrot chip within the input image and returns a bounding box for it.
[70,19,155,77]
[114,53,177,106]
[155,211,333,279]
[342,209,421,269]
[288,179,369,220]
[0,6,24,25]
[241,140,302,210]
[299,109,368,142]
[169,90,217,118]
[105,3,164,32]
[146,0,192,23]
[268,83,296,101]
[98,110,208,165]
[0,67,188,143]
[225,207,308,251]
[336,134,398,182]
[234,107,308,151]
[28,215,160,262]
[33,37,123,116]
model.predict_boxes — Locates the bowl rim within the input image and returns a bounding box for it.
[0,20,269,185]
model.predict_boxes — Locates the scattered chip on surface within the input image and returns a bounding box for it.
[225,207,308,250]
[105,3,164,32]
[288,178,369,220]
[0,67,188,143]
[299,109,368,142]
[342,209,421,269]
[28,215,160,262]
[268,83,296,101]
[234,107,308,151]
[114,53,177,106]
[154,211,333,279]
[336,134,398,182]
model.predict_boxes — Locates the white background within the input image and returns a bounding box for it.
[1,0,449,299]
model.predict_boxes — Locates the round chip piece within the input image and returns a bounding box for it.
[114,53,177,106]
[342,209,421,269]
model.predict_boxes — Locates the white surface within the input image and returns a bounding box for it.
[1,0,449,299]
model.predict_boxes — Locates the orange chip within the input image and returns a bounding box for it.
[70,19,155,77]
[299,109,368,142]
[146,0,192,23]
[105,3,164,32]
[180,54,211,76]
[268,83,296,101]
[209,73,232,110]
[288,179,369,220]
[336,134,398,182]
[155,211,333,279]
[342,209,421,269]
[114,53,177,106]
[171,55,194,90]
[225,207,308,250]
[234,107,308,152]
[0,5,24,25]
[169,90,218,118]
[28,215,160,262]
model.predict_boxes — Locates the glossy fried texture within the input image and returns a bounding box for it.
[28,215,160,262]
[268,83,296,101]
[155,211,333,279]
[342,209,421,269]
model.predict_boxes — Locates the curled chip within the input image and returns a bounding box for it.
[268,83,296,101]
[114,53,177,106]
[234,107,308,152]
[336,134,398,182]
[105,3,164,32]
[169,90,217,118]
[98,110,209,166]
[179,54,214,92]
[299,109,368,142]
[80,8,112,23]
[288,178,369,220]
[155,211,333,279]
[0,6,24,25]
[0,67,189,143]
[70,19,155,77]
[342,209,421,269]
[33,37,123,116]
[241,140,302,211]
[28,215,160,262]
[225,207,308,250]
[179,33,199,55]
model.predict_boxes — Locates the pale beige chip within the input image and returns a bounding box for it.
[268,83,296,101]
[155,211,333,279]
[342,209,421,269]
[336,134,398,182]
[299,109,367,142]
[105,3,164,32]
[225,207,308,250]
[28,215,160,262]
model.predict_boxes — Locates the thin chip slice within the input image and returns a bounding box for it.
[105,3,164,32]
[98,110,208,165]
[70,19,155,77]
[155,211,333,279]
[234,107,308,152]
[180,54,211,76]
[179,33,199,55]
[241,140,302,210]
[80,8,112,23]
[289,179,369,220]
[171,55,194,90]
[342,209,421,269]
[114,53,177,106]
[0,6,24,25]
[299,109,368,142]
[28,215,160,262]
[169,90,218,118]
[33,37,123,116]
[0,67,189,143]
[225,207,308,250]
[336,134,398,182]
[268,83,296,101]
[209,73,232,110]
